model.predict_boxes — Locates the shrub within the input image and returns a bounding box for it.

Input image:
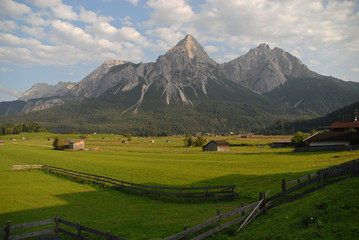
[291,131,309,146]
[53,137,69,150]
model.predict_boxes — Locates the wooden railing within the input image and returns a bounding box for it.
[0,215,127,240]
[11,165,43,171]
[167,158,359,239]
[164,192,269,240]
[41,165,236,201]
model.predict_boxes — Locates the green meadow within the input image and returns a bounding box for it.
[0,132,358,239]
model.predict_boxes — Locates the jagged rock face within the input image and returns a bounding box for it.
[21,98,65,112]
[153,35,218,104]
[68,60,126,98]
[19,81,75,101]
[100,35,220,113]
[221,43,319,93]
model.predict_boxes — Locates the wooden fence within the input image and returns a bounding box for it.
[41,165,236,201]
[166,158,359,239]
[164,191,269,240]
[11,165,43,171]
[0,214,127,240]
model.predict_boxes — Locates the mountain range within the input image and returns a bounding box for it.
[1,35,359,134]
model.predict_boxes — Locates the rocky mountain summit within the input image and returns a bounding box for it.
[221,43,319,93]
[19,81,75,101]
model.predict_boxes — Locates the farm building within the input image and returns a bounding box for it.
[304,132,359,147]
[65,139,85,151]
[270,140,292,148]
[330,121,359,132]
[203,140,230,151]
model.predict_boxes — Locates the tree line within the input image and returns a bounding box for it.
[0,122,46,135]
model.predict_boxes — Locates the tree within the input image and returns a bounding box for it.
[53,137,69,150]
[291,131,309,146]
[183,135,207,147]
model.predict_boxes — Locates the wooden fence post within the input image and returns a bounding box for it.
[259,192,263,201]
[55,214,59,235]
[183,225,188,240]
[281,179,286,192]
[263,192,267,215]
[217,209,221,228]
[241,203,245,216]
[320,172,324,188]
[4,221,10,240]
[77,222,82,240]
[106,230,111,240]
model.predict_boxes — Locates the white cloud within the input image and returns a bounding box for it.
[126,0,140,6]
[79,7,113,24]
[204,45,219,53]
[0,20,18,31]
[0,0,31,18]
[25,13,48,26]
[146,0,194,26]
[0,85,21,97]
[1,67,13,72]
[351,67,359,72]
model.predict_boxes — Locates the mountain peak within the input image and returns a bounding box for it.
[163,35,217,65]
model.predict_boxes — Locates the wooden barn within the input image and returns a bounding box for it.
[66,139,85,151]
[203,140,230,151]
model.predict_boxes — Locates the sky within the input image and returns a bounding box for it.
[0,0,358,102]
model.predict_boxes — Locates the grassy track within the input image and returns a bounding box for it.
[0,133,358,239]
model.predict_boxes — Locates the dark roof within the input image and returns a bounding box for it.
[304,132,359,142]
[330,121,359,129]
[272,140,291,144]
[209,140,230,145]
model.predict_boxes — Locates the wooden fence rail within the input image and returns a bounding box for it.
[0,214,127,240]
[166,158,359,239]
[164,192,269,240]
[11,165,43,171]
[41,165,236,201]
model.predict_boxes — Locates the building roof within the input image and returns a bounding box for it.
[65,139,85,144]
[272,140,291,144]
[330,121,359,129]
[304,132,359,142]
[209,140,230,145]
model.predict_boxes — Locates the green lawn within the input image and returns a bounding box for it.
[0,133,358,239]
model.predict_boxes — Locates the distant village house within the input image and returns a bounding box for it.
[295,120,359,152]
[203,140,230,151]
[330,121,359,132]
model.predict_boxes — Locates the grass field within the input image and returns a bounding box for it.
[0,132,358,239]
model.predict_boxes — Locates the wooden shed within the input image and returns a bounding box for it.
[67,139,85,151]
[202,140,230,151]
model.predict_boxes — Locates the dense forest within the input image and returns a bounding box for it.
[0,122,46,135]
